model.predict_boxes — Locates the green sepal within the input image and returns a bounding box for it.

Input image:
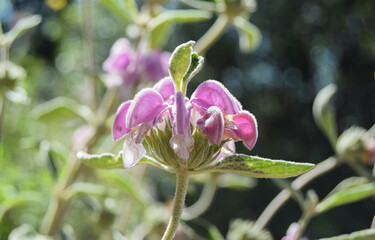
[168,41,195,92]
[149,10,211,48]
[193,154,314,178]
[315,181,375,214]
[233,17,262,53]
[78,151,168,170]
[313,84,338,148]
[3,15,41,46]
[32,97,96,125]
[320,228,375,240]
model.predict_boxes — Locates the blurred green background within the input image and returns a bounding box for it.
[1,0,375,239]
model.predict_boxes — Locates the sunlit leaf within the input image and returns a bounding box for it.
[194,154,314,178]
[78,151,166,170]
[66,182,108,199]
[320,228,375,240]
[313,84,338,148]
[98,0,132,23]
[9,224,53,240]
[100,171,146,207]
[316,182,375,213]
[32,97,95,125]
[326,176,368,198]
[233,17,262,53]
[5,15,42,46]
[182,52,204,93]
[0,191,41,220]
[149,10,211,48]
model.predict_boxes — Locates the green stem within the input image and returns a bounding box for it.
[255,157,341,230]
[183,180,217,220]
[194,14,231,55]
[162,171,190,240]
[82,0,97,110]
[0,94,5,141]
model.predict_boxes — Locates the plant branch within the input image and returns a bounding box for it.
[194,14,231,55]
[183,181,217,220]
[255,157,341,230]
[162,171,190,240]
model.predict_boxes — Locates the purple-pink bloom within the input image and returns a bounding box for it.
[112,77,258,168]
[103,38,170,90]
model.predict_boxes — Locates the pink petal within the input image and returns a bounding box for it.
[126,89,166,129]
[103,38,133,73]
[122,136,146,168]
[231,111,258,150]
[112,101,132,141]
[170,134,194,162]
[197,106,224,145]
[153,77,175,101]
[174,91,188,135]
[191,80,241,115]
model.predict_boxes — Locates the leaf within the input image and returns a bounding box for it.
[168,41,195,91]
[320,228,375,240]
[123,0,138,20]
[326,177,368,198]
[0,191,41,220]
[78,151,167,170]
[100,171,146,207]
[9,224,53,240]
[32,97,95,125]
[5,15,42,46]
[194,154,314,178]
[78,152,124,169]
[313,84,338,148]
[182,218,225,240]
[149,10,211,48]
[315,182,375,214]
[182,52,204,94]
[98,0,131,23]
[67,182,108,198]
[149,10,211,31]
[233,17,262,53]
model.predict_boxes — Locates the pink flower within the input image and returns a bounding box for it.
[282,223,309,240]
[103,39,170,89]
[112,77,258,169]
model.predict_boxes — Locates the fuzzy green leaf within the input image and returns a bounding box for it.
[320,228,375,240]
[169,41,195,91]
[78,152,124,169]
[313,84,338,147]
[195,154,314,178]
[315,182,375,214]
[182,52,204,94]
[233,17,262,53]
[78,151,167,170]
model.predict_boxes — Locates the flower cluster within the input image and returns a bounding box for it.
[103,38,170,90]
[112,74,258,169]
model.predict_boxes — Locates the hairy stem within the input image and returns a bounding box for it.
[255,157,341,230]
[162,171,190,240]
[194,14,231,55]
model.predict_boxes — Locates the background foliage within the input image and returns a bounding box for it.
[1,0,375,239]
